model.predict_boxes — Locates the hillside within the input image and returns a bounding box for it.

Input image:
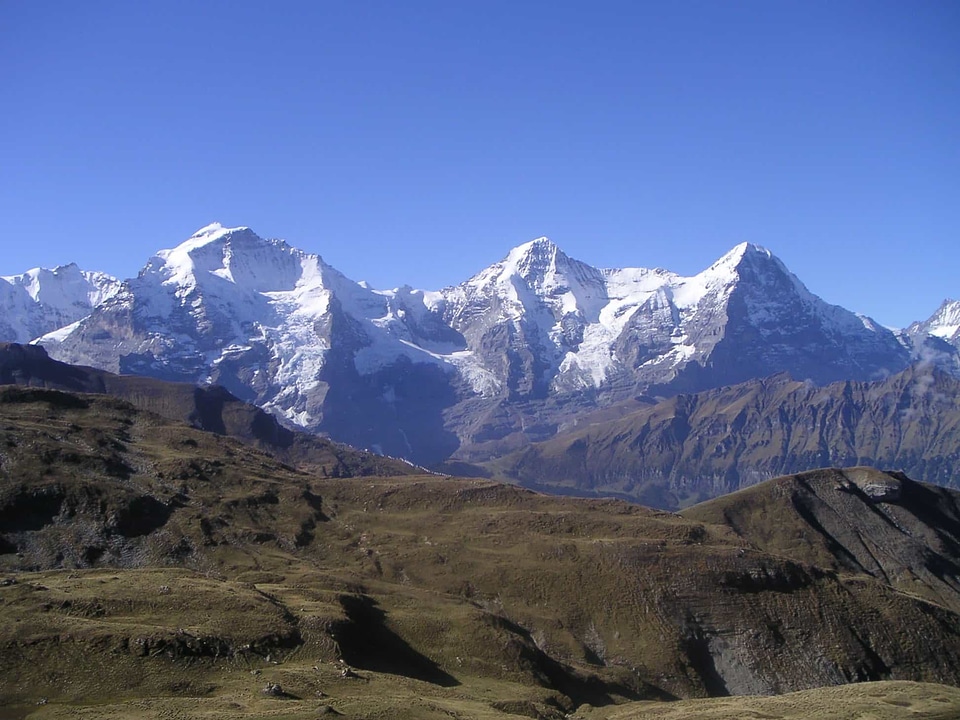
[684,466,960,613]
[491,364,960,508]
[0,342,416,478]
[2,387,960,717]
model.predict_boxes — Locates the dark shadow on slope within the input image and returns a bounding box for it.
[334,594,460,687]
[0,486,65,532]
[0,343,107,393]
[680,623,729,697]
[483,612,672,705]
[113,495,174,538]
[790,483,868,575]
[899,480,960,559]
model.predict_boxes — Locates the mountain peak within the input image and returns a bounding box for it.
[0,262,122,344]
[508,236,561,261]
[501,237,571,281]
[934,298,960,315]
[699,242,792,287]
[174,223,254,253]
[514,236,558,253]
[147,225,307,293]
[719,241,775,265]
[917,299,960,344]
[191,222,247,237]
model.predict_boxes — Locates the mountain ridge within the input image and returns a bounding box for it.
[489,363,960,508]
[0,262,120,344]
[2,224,955,465]
[0,341,417,479]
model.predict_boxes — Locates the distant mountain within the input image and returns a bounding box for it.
[35,224,468,464]
[901,300,960,374]
[0,263,119,344]
[438,238,915,399]
[910,299,960,347]
[26,224,949,466]
[491,364,960,509]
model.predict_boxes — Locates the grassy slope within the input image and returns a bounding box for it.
[0,342,418,478]
[574,681,960,720]
[2,388,960,718]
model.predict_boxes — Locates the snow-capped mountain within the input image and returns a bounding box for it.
[909,299,960,348]
[0,263,120,343]
[437,239,910,405]
[36,225,465,462]
[15,224,945,464]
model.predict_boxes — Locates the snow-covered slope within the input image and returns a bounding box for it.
[899,299,960,371]
[0,264,120,343]
[39,225,457,432]
[910,300,960,347]
[32,224,928,463]
[436,239,910,404]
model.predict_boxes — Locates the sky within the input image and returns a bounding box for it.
[1,1,957,328]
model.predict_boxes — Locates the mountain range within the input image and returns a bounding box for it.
[4,223,959,479]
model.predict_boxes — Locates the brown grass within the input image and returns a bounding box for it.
[3,389,960,718]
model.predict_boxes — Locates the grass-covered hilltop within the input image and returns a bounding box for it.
[3,366,960,719]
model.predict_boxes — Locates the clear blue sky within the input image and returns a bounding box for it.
[2,1,957,328]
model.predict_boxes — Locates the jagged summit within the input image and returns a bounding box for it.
[466,236,605,292]
[4,262,83,293]
[703,241,788,279]
[728,240,773,259]
[510,235,559,254]
[146,224,308,293]
[3,262,118,303]
[915,299,960,344]
[467,236,567,284]
[504,236,563,272]
[696,240,855,331]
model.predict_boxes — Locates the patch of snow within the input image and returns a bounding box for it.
[932,324,960,340]
[35,318,83,343]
